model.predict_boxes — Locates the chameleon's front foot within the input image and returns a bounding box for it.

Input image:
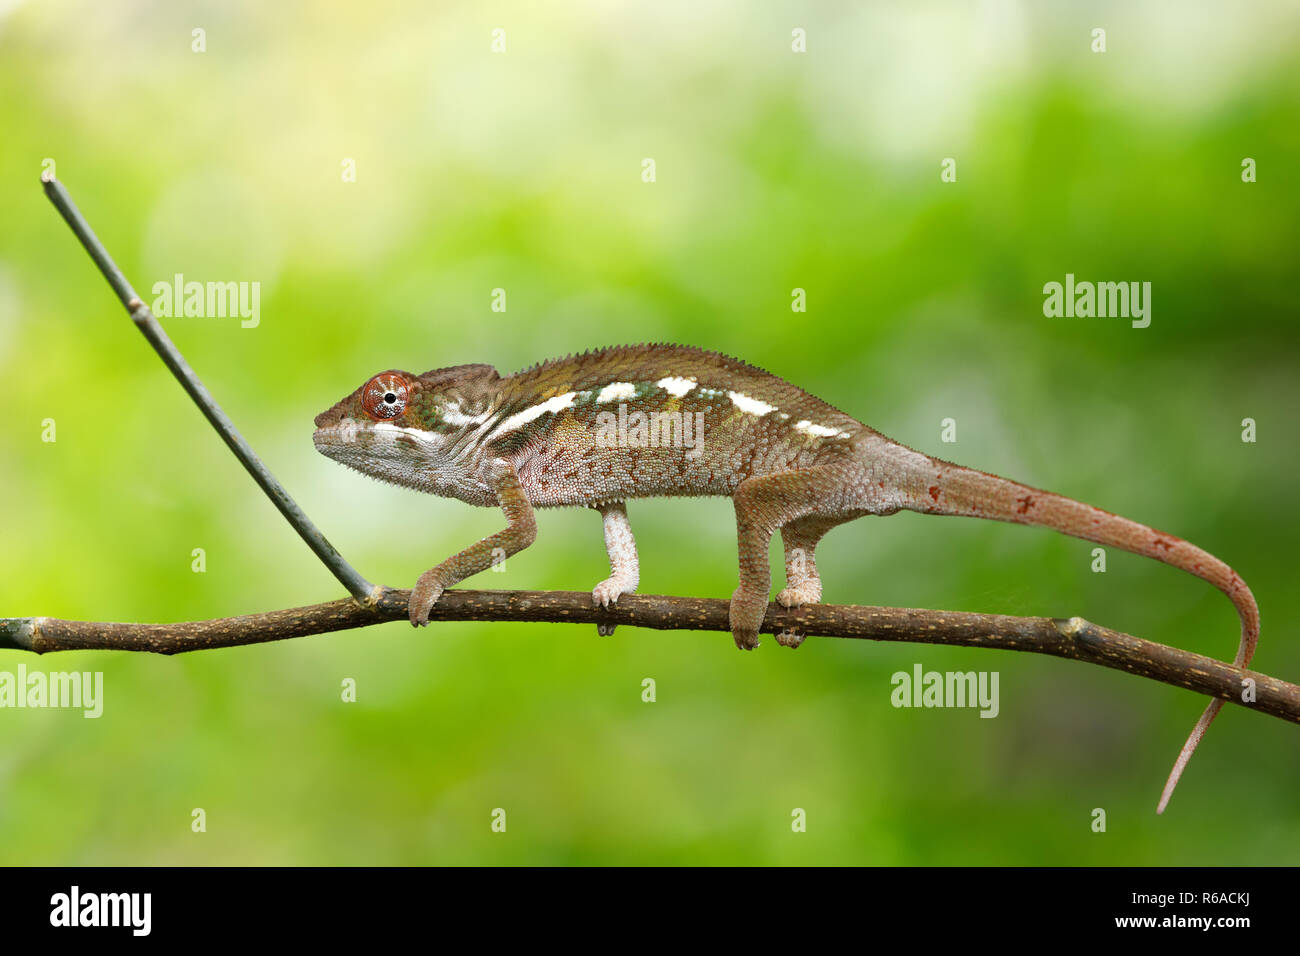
[729,587,767,650]
[591,575,636,637]
[591,575,636,608]
[409,569,448,627]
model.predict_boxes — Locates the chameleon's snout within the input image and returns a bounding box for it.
[313,399,372,463]
[314,404,346,429]
[312,402,351,458]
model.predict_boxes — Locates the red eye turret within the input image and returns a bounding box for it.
[361,372,410,421]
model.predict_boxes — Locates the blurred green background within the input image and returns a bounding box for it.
[1,0,1297,865]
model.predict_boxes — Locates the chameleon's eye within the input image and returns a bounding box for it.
[360,372,410,421]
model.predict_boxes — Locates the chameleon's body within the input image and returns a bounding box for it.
[313,343,1259,811]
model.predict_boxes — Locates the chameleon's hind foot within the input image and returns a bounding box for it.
[729,587,766,650]
[409,570,447,627]
[775,580,817,648]
[776,579,821,608]
[775,578,816,646]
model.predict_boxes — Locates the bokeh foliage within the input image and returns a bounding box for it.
[0,0,1297,864]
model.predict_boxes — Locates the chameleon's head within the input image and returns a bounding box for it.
[313,364,501,501]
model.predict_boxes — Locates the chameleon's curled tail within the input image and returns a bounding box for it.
[903,453,1259,813]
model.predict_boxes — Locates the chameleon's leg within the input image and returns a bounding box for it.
[591,501,639,637]
[409,458,537,627]
[730,466,850,651]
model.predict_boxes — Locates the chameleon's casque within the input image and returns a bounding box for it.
[314,343,1260,814]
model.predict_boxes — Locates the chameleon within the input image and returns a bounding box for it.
[313,343,1259,812]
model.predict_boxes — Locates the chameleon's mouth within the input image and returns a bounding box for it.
[312,420,409,466]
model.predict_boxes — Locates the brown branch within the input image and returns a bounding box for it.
[2,589,1296,725]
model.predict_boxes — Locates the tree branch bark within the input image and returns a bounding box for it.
[2,589,1296,725]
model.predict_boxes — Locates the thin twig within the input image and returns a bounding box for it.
[1,590,1295,725]
[40,173,377,604]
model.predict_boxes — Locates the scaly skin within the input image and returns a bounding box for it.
[313,343,1259,812]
